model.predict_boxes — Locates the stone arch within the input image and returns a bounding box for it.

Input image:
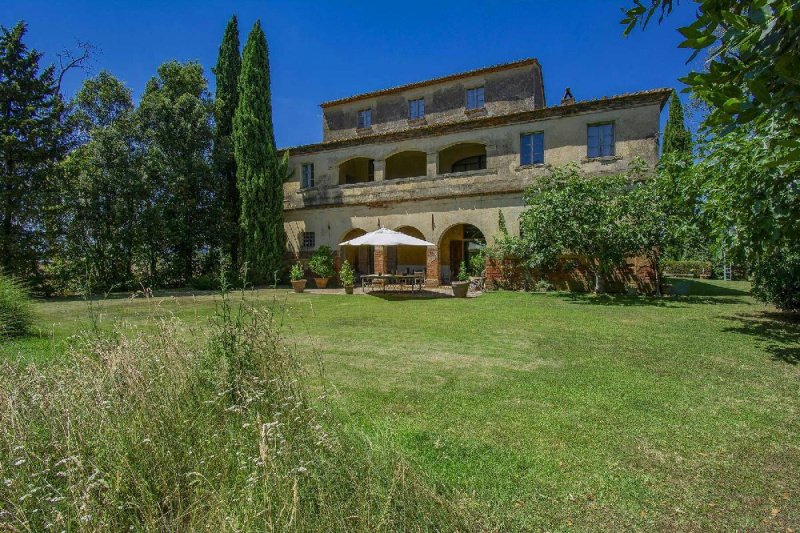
[390,225,428,274]
[435,223,487,283]
[338,157,374,185]
[384,150,427,180]
[437,142,487,174]
[339,228,370,275]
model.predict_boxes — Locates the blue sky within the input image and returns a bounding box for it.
[3,1,698,148]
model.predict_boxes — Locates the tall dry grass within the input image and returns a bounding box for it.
[0,286,479,531]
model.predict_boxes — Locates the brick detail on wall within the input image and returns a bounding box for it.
[425,247,440,287]
[484,254,658,294]
[373,246,388,275]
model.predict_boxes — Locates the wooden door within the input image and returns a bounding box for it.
[449,240,463,279]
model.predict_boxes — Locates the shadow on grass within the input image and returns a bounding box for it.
[667,278,750,296]
[559,293,748,308]
[723,311,800,365]
[366,289,457,301]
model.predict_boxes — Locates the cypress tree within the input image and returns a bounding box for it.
[662,91,692,158]
[212,15,242,268]
[233,20,286,283]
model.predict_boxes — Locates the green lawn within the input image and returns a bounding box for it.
[2,279,799,530]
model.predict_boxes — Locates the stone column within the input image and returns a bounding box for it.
[426,151,438,178]
[374,246,388,275]
[425,246,440,287]
[373,159,385,182]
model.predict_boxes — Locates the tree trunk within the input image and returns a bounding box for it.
[594,271,606,293]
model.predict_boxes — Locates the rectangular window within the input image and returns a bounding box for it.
[301,231,315,249]
[358,109,372,129]
[466,86,485,109]
[587,123,615,158]
[520,132,545,165]
[408,98,425,120]
[301,163,314,188]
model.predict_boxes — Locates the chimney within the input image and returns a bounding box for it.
[561,87,575,105]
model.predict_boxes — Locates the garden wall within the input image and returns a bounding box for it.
[484,254,657,293]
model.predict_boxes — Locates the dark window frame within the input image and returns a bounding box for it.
[301,163,315,188]
[450,154,487,173]
[301,231,315,249]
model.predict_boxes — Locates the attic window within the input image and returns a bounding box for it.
[358,109,372,129]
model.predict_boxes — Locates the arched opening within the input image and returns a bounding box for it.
[437,223,486,283]
[386,226,428,274]
[437,143,487,174]
[385,151,427,180]
[340,228,371,275]
[339,157,375,185]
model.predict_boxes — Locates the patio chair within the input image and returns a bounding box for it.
[413,270,425,292]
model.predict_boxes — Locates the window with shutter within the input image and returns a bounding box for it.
[587,123,615,158]
[520,132,544,165]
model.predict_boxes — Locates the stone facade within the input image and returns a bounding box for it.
[280,58,671,289]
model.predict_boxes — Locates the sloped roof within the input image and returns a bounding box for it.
[281,88,672,156]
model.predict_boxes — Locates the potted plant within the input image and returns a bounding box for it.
[339,259,356,294]
[308,245,335,289]
[452,261,470,298]
[290,262,307,293]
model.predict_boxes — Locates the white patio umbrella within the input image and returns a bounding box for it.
[339,227,434,247]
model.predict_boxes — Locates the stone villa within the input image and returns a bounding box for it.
[281,58,671,287]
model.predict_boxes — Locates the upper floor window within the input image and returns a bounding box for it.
[466,86,485,110]
[358,109,372,129]
[301,163,314,188]
[520,132,544,166]
[301,231,315,249]
[587,123,615,158]
[408,98,425,120]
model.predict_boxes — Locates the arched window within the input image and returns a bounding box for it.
[450,155,486,173]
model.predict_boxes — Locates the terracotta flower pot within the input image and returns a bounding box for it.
[344,285,354,295]
[451,281,469,298]
[291,279,307,293]
[314,277,330,289]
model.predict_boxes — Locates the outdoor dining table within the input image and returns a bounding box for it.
[361,273,425,293]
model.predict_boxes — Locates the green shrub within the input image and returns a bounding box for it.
[308,245,335,278]
[663,259,713,277]
[456,261,470,282]
[0,288,477,530]
[469,248,487,276]
[534,279,554,292]
[189,273,220,291]
[290,262,305,281]
[751,249,800,313]
[339,260,355,287]
[0,273,33,338]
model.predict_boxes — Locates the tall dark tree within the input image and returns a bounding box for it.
[0,22,62,281]
[137,61,214,285]
[661,91,692,158]
[213,15,242,268]
[233,21,289,283]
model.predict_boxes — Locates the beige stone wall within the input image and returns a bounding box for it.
[321,62,544,141]
[285,192,525,254]
[284,98,663,284]
[287,101,662,210]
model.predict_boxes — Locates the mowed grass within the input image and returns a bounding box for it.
[2,279,799,530]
